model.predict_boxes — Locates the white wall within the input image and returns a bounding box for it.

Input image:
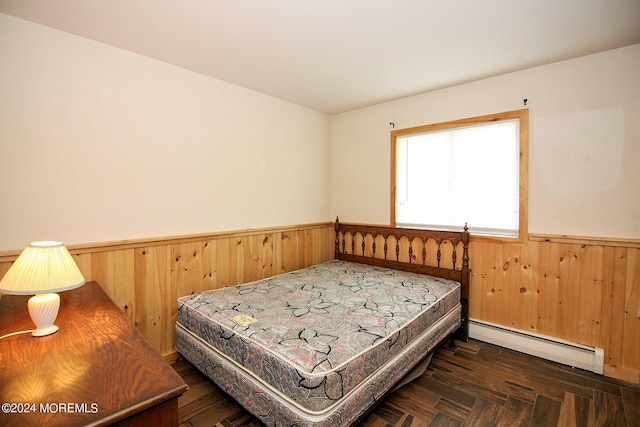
[2,13,637,252]
[0,14,331,251]
[331,45,640,239]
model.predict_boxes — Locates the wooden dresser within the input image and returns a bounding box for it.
[0,281,188,426]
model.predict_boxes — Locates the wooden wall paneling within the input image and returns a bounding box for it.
[601,246,628,369]
[261,233,276,279]
[309,226,334,266]
[273,231,282,274]
[469,241,495,323]
[277,231,301,274]
[240,235,257,283]
[557,243,582,343]
[134,245,173,355]
[302,228,310,267]
[467,241,483,321]
[0,262,11,278]
[577,245,604,347]
[250,233,273,280]
[518,240,538,333]
[172,241,207,303]
[215,237,231,288]
[303,228,317,266]
[0,262,12,302]
[3,223,639,383]
[241,233,274,283]
[536,241,561,337]
[300,228,313,266]
[528,242,541,332]
[91,249,136,322]
[201,239,218,290]
[502,243,523,330]
[229,236,244,287]
[73,253,93,285]
[623,248,640,370]
[324,225,335,261]
[486,241,502,325]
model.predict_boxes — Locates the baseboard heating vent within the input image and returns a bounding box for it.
[468,319,604,374]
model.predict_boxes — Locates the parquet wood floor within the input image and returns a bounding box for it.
[173,339,640,427]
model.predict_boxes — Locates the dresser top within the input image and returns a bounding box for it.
[0,281,188,426]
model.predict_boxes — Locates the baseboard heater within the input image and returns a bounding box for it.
[468,319,604,374]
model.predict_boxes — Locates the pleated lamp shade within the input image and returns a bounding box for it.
[0,241,85,336]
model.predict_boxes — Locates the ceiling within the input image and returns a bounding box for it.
[1,0,639,115]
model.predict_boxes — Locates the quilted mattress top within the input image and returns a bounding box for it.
[177,259,460,411]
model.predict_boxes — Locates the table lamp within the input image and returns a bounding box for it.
[0,241,85,337]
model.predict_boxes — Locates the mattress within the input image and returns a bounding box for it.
[176,260,461,425]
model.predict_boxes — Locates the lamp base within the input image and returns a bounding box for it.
[32,325,59,337]
[28,293,61,337]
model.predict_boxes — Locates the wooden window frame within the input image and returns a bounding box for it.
[390,109,529,244]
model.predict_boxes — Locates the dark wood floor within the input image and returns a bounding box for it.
[173,339,640,427]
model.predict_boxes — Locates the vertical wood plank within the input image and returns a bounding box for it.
[601,246,627,368]
[91,249,136,321]
[134,245,172,354]
[201,239,218,290]
[306,226,333,267]
[520,240,539,333]
[0,261,12,279]
[468,241,486,321]
[557,243,581,343]
[578,245,603,346]
[73,252,93,283]
[623,248,640,370]
[240,235,260,283]
[215,237,231,288]
[537,241,560,336]
[172,241,206,298]
[229,236,243,286]
[239,233,274,282]
[502,243,523,329]
[278,230,302,273]
[490,243,505,325]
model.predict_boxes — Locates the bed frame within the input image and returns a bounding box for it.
[334,217,470,341]
[175,218,472,426]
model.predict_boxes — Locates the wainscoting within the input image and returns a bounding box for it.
[1,224,638,383]
[468,234,640,384]
[0,222,335,359]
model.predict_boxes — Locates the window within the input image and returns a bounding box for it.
[391,109,528,239]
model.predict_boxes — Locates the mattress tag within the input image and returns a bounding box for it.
[230,314,258,327]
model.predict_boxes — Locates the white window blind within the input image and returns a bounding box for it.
[395,119,520,237]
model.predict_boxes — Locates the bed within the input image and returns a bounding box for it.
[175,218,470,426]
